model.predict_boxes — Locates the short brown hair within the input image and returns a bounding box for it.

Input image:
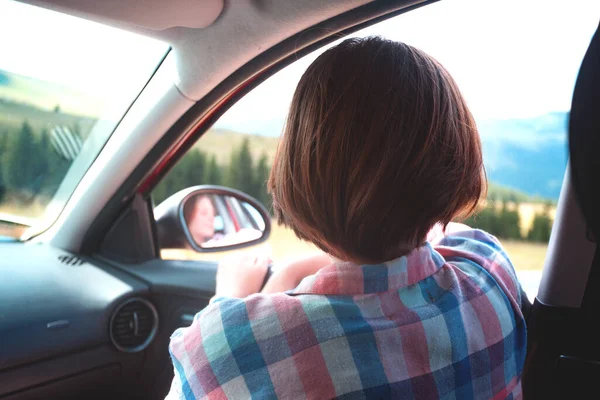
[268,37,485,264]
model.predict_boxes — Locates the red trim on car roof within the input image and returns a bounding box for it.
[137,75,261,194]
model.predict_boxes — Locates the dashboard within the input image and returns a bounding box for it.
[0,242,216,399]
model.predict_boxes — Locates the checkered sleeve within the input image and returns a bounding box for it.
[168,297,237,400]
[165,365,183,400]
[168,295,284,399]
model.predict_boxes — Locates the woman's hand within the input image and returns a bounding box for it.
[262,252,333,294]
[212,252,271,302]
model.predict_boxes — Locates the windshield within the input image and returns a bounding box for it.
[0,0,168,238]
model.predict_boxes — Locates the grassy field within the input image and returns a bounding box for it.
[266,224,548,271]
[0,192,551,273]
[0,99,96,138]
[0,188,550,273]
[0,208,547,272]
[0,197,550,273]
[499,240,547,271]
[163,200,554,272]
[163,223,549,272]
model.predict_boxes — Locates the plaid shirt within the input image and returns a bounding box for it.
[167,228,526,399]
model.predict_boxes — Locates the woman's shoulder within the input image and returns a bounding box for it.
[432,225,523,312]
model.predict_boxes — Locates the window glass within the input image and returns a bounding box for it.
[0,0,168,239]
[153,0,600,299]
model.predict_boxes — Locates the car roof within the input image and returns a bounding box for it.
[21,0,395,100]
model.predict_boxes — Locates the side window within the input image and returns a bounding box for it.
[0,0,167,239]
[153,56,315,262]
[152,55,313,208]
[152,0,600,299]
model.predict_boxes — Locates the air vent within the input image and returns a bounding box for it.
[58,254,84,266]
[110,298,158,353]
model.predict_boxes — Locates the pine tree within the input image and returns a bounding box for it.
[0,130,7,200]
[463,205,498,234]
[227,138,254,195]
[528,204,553,242]
[499,202,521,239]
[462,201,522,240]
[204,155,222,186]
[3,121,37,193]
[153,166,185,205]
[152,149,207,204]
[31,130,50,197]
[0,131,7,154]
[181,149,207,188]
[36,130,50,174]
[152,180,170,205]
[254,152,271,208]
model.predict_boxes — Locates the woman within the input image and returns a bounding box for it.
[184,194,221,245]
[168,37,526,399]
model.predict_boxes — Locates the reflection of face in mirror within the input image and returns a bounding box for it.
[185,195,217,244]
[183,193,266,249]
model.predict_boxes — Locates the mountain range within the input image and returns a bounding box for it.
[478,112,568,201]
[213,111,569,200]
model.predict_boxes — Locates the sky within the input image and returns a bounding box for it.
[216,0,600,134]
[0,0,598,124]
[0,0,167,117]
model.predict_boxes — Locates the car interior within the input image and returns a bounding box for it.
[0,0,599,399]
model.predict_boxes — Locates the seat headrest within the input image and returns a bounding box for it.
[569,21,600,237]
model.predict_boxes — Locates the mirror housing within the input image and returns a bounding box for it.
[154,185,271,253]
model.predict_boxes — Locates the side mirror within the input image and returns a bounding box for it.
[154,185,271,252]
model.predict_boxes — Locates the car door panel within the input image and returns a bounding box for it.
[100,257,218,300]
